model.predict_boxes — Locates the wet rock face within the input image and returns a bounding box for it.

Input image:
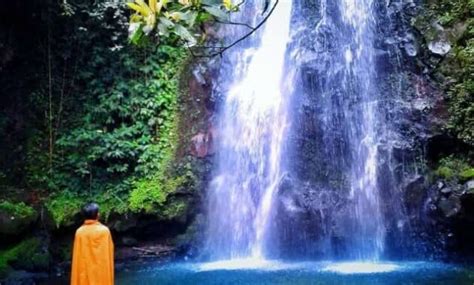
[276,0,449,259]
[190,129,216,158]
[417,179,474,261]
[276,176,354,258]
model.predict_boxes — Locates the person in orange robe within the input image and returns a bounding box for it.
[71,203,114,285]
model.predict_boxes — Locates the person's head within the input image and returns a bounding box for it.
[82,203,99,220]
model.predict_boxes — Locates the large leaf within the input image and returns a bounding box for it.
[159,17,175,28]
[173,24,197,46]
[157,22,170,37]
[135,0,153,16]
[184,11,198,27]
[127,2,147,15]
[149,0,157,13]
[223,0,233,11]
[129,23,145,44]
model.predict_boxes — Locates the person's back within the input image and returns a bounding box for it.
[71,203,114,285]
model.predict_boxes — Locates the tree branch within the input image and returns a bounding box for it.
[215,19,255,30]
[191,0,279,58]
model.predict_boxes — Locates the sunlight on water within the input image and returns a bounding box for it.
[323,262,400,274]
[197,259,290,271]
[196,260,404,274]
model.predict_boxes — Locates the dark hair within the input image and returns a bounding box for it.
[82,203,99,220]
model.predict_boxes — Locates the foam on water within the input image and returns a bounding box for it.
[192,260,429,274]
[197,259,293,272]
[323,262,400,274]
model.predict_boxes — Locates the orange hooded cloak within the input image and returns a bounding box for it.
[71,219,114,285]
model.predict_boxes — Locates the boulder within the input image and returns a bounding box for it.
[438,195,461,218]
[428,40,451,56]
[466,179,474,193]
[0,202,37,236]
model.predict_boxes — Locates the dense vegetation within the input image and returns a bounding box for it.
[0,0,194,227]
[413,0,474,181]
[414,0,474,146]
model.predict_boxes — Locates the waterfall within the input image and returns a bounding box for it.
[304,0,385,259]
[205,0,293,260]
[276,0,390,260]
[205,0,396,262]
[340,0,385,260]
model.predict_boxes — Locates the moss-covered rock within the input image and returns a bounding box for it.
[460,168,474,181]
[0,201,37,236]
[0,238,50,279]
[434,155,473,181]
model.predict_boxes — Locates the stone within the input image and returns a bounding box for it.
[438,196,461,218]
[190,128,215,158]
[437,181,444,190]
[404,42,418,57]
[466,179,474,192]
[401,33,418,57]
[440,187,452,194]
[403,175,426,209]
[428,40,451,56]
[192,64,207,85]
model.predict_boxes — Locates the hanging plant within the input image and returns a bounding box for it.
[126,0,238,45]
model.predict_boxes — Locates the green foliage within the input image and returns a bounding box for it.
[46,187,131,227]
[460,168,474,180]
[0,238,50,278]
[161,198,189,221]
[436,166,454,179]
[435,155,473,181]
[126,0,237,45]
[35,1,192,224]
[446,38,474,144]
[54,44,186,182]
[0,201,35,219]
[415,0,474,145]
[129,174,187,213]
[0,0,199,229]
[46,192,83,227]
[0,201,37,235]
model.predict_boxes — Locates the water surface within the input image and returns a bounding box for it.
[112,261,474,285]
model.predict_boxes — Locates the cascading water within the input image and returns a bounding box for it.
[205,0,293,260]
[301,0,385,260]
[205,0,407,263]
[276,0,395,260]
[340,0,385,260]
